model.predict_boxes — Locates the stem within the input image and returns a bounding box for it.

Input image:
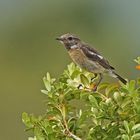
[68,132,82,140]
[59,104,82,140]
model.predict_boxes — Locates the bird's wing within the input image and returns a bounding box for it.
[81,43,115,70]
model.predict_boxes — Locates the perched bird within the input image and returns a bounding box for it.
[56,33,127,90]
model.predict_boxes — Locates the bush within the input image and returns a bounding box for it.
[22,62,140,140]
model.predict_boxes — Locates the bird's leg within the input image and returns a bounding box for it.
[91,73,98,82]
[97,73,103,86]
[92,73,103,91]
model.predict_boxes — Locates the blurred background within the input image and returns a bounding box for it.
[0,0,140,139]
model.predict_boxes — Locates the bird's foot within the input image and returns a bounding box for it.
[90,83,98,92]
[77,83,98,92]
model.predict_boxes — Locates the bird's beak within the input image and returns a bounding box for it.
[56,37,63,41]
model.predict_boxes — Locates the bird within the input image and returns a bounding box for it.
[56,33,127,90]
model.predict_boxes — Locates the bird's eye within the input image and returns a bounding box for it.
[68,37,73,41]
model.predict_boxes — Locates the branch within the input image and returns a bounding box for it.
[59,104,82,140]
[68,131,82,140]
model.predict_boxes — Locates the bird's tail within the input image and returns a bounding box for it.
[113,72,127,84]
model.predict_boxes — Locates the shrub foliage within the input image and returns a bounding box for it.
[22,63,140,140]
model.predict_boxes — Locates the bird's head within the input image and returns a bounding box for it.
[56,33,81,50]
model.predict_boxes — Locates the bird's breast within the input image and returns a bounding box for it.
[68,49,86,65]
[68,49,105,73]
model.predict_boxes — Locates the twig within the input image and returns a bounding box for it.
[68,131,82,140]
[59,104,82,140]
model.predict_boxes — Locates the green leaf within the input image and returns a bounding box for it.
[28,137,37,140]
[132,133,140,140]
[34,127,45,140]
[48,134,56,140]
[132,124,140,132]
[97,83,109,91]
[105,84,118,97]
[80,74,89,86]
[123,121,130,134]
[40,89,48,95]
[137,78,140,86]
[105,98,112,104]
[22,112,33,128]
[119,128,126,134]
[134,101,140,114]
[113,92,122,103]
[134,57,140,64]
[43,77,51,91]
[122,134,129,140]
[88,95,98,107]
[71,70,80,79]
[121,98,131,109]
[46,72,51,82]
[67,63,76,75]
[129,80,136,92]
